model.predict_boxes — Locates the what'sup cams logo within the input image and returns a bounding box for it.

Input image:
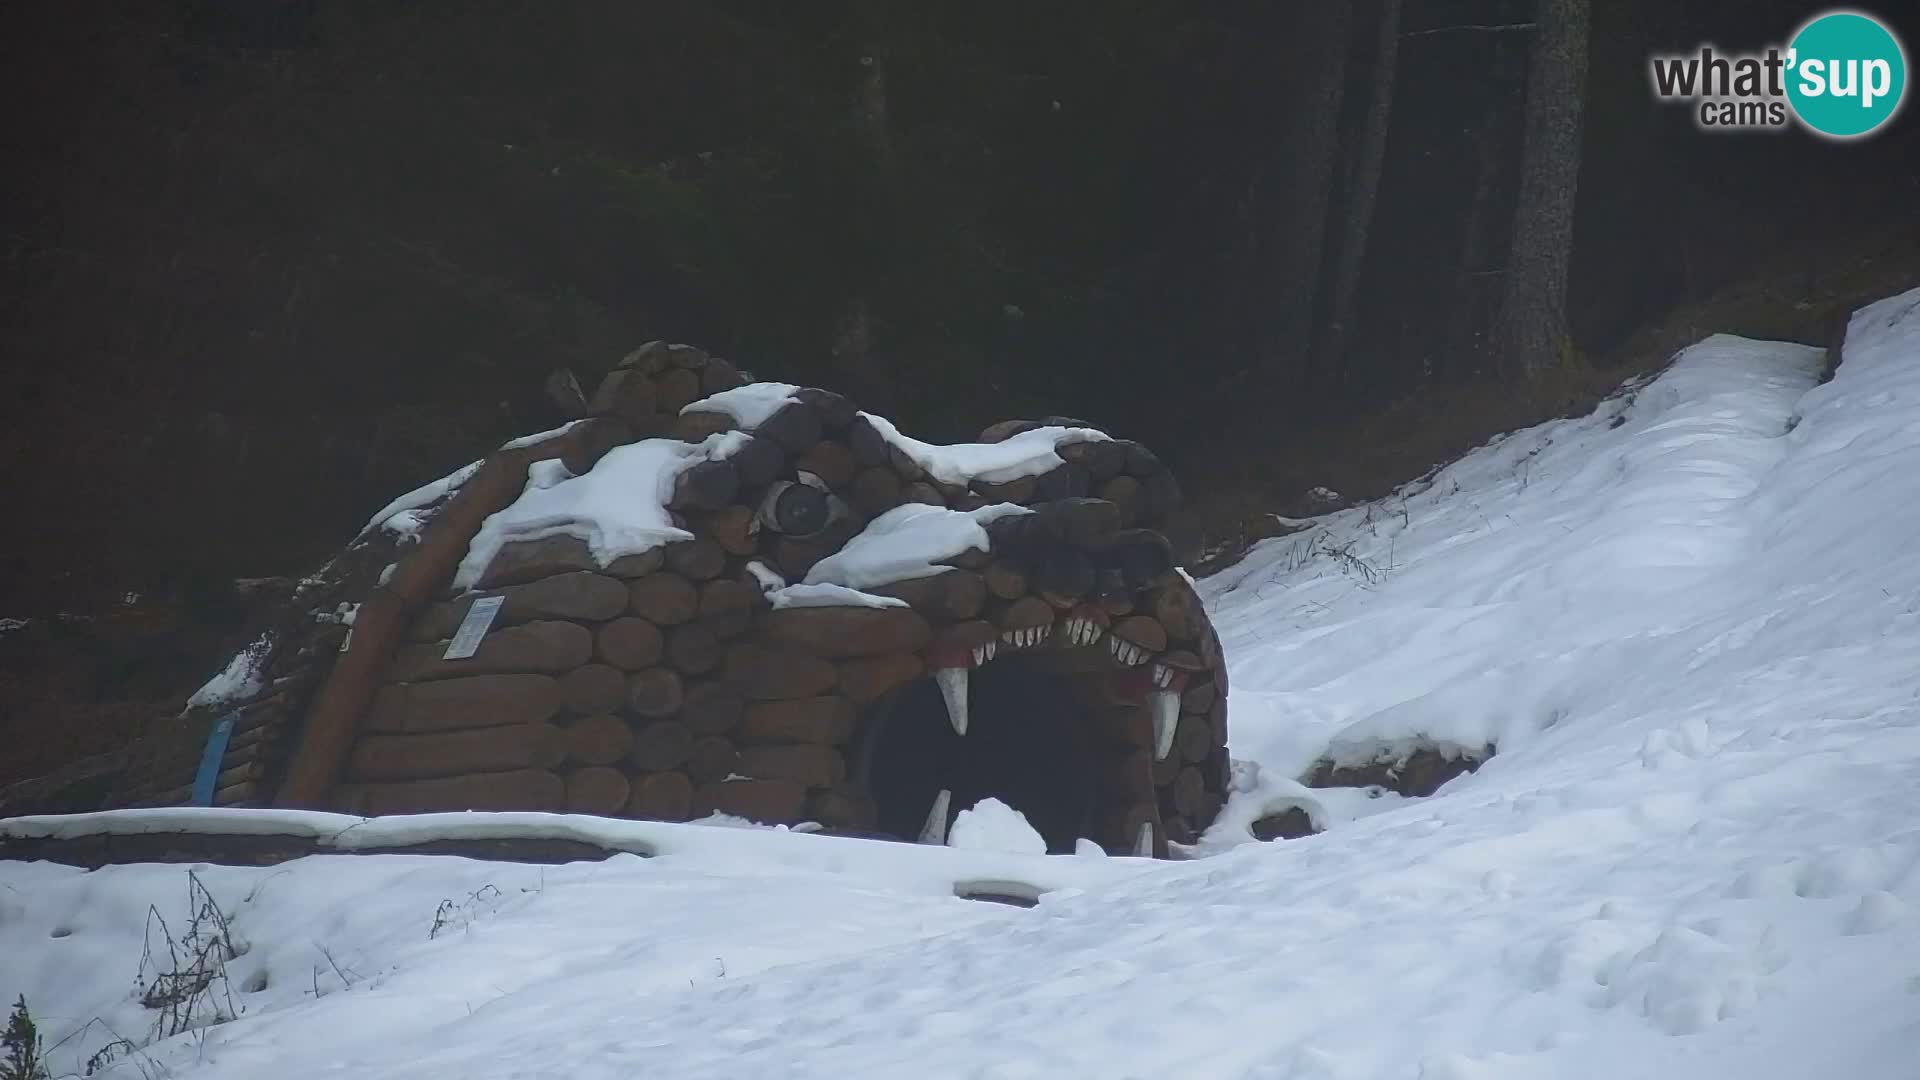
[1650,9,1907,138]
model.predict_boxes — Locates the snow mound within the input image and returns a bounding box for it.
[946,798,1046,855]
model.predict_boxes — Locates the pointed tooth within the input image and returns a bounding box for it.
[1151,688,1179,760]
[935,667,969,736]
[919,788,952,844]
[1108,635,1122,658]
[1036,625,1050,644]
[1000,629,1016,646]
[985,640,997,662]
[1134,821,1154,858]
[1152,662,1172,688]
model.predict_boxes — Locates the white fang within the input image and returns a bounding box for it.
[1133,821,1154,858]
[935,666,969,736]
[1151,688,1180,760]
[919,788,952,844]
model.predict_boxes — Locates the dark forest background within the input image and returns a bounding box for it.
[2,0,1916,618]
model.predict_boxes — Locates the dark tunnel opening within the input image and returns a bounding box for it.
[856,657,1098,854]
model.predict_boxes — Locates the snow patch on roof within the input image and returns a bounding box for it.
[767,582,907,610]
[360,458,483,536]
[804,502,1030,590]
[682,382,801,428]
[857,413,1108,486]
[453,434,744,590]
[186,632,272,709]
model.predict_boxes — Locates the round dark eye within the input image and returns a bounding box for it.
[759,480,831,537]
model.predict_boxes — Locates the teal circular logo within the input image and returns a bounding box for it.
[1786,10,1907,139]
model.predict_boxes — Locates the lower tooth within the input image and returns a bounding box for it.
[919,788,953,844]
[1134,821,1154,858]
[1151,688,1179,759]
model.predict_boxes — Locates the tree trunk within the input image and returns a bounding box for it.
[1316,0,1402,386]
[835,6,895,409]
[1261,3,1352,383]
[1491,0,1590,380]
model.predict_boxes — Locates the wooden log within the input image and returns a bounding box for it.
[626,668,686,719]
[737,696,856,744]
[699,577,763,620]
[616,340,671,374]
[564,766,631,815]
[365,674,561,733]
[595,616,665,671]
[795,387,857,431]
[728,434,788,488]
[850,467,904,517]
[349,769,565,815]
[1099,474,1142,527]
[1112,615,1168,654]
[565,713,634,766]
[1161,815,1196,847]
[669,459,740,512]
[692,778,806,823]
[796,440,858,489]
[1180,676,1218,715]
[757,400,824,453]
[902,481,944,506]
[670,409,737,443]
[387,621,594,683]
[627,770,694,821]
[997,595,1055,632]
[984,560,1029,600]
[846,414,892,466]
[558,664,627,715]
[1118,440,1163,477]
[973,474,1035,505]
[666,342,708,368]
[656,367,703,412]
[604,546,665,579]
[721,642,839,701]
[1033,462,1091,502]
[1177,711,1213,765]
[1034,548,1096,608]
[1059,438,1125,481]
[558,417,633,476]
[628,721,695,772]
[410,571,629,641]
[977,419,1041,443]
[685,736,740,784]
[701,356,747,395]
[1152,747,1181,786]
[476,534,603,589]
[628,573,699,625]
[680,681,746,735]
[1173,766,1208,822]
[665,538,726,581]
[773,535,837,581]
[1034,497,1122,549]
[348,723,567,782]
[837,652,923,704]
[755,607,932,659]
[870,569,985,621]
[666,621,722,675]
[585,367,659,428]
[737,744,845,787]
[705,505,759,556]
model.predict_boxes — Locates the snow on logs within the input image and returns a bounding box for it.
[318,342,1226,852]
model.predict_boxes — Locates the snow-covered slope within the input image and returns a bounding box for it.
[8,290,1920,1078]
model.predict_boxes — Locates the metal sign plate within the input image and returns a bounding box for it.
[442,595,506,660]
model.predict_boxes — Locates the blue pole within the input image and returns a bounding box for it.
[190,712,239,806]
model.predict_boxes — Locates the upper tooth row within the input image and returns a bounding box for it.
[970,641,997,667]
[1108,636,1149,666]
[1063,617,1101,647]
[999,625,1051,649]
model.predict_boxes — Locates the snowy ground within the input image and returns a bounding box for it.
[7,289,1920,1078]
